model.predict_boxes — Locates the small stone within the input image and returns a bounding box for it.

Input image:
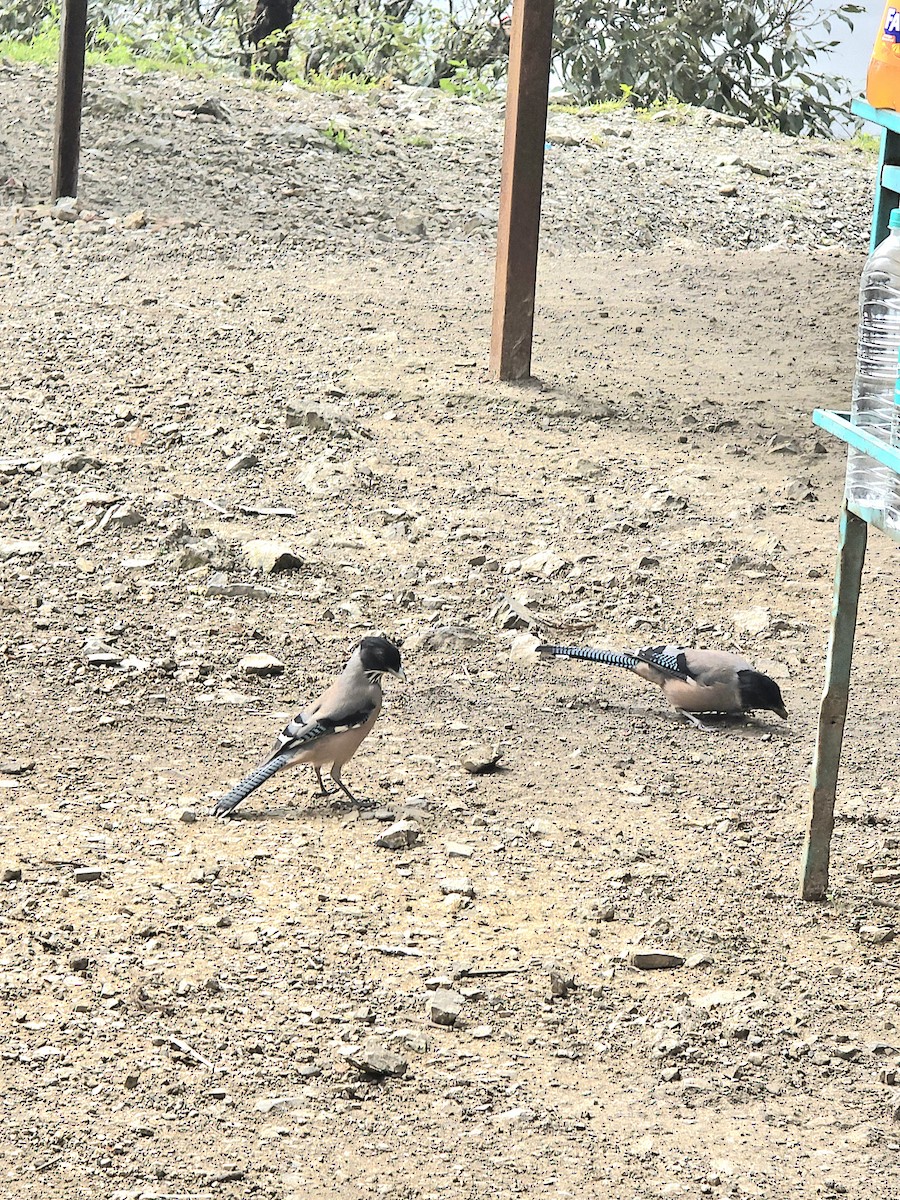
[239,652,285,677]
[395,210,426,236]
[224,452,259,473]
[124,1070,141,1090]
[859,925,896,944]
[375,820,421,850]
[693,988,752,1009]
[527,817,557,837]
[344,1045,408,1077]
[285,399,354,434]
[831,1044,862,1061]
[74,867,104,883]
[69,953,90,972]
[470,1025,493,1039]
[684,952,714,968]
[51,196,79,221]
[879,1068,899,1085]
[509,632,543,664]
[873,868,900,885]
[425,987,464,1026]
[439,876,475,898]
[242,538,303,574]
[767,433,800,455]
[205,573,271,600]
[42,449,104,473]
[179,809,197,824]
[594,904,616,922]
[518,548,570,577]
[491,595,539,630]
[549,965,577,998]
[84,637,123,668]
[123,209,147,230]
[176,537,225,571]
[0,759,33,776]
[730,606,770,636]
[627,949,685,971]
[460,743,503,774]
[2,866,22,882]
[404,625,479,652]
[446,842,474,859]
[0,539,42,561]
[425,975,455,991]
[494,1106,535,1124]
[104,501,145,528]
[390,1028,428,1053]
[254,1096,305,1113]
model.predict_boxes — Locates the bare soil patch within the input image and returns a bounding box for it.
[1,62,898,1200]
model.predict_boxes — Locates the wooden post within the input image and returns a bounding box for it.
[799,504,868,900]
[489,0,555,381]
[51,0,89,200]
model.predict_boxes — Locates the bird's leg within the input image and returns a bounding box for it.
[678,709,719,733]
[312,766,336,798]
[329,774,360,804]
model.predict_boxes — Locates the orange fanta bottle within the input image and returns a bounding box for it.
[868,2,900,110]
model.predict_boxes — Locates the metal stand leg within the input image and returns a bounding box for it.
[799,504,867,900]
[51,0,88,200]
[489,0,555,382]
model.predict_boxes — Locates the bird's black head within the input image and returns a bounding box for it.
[737,669,787,720]
[357,636,405,681]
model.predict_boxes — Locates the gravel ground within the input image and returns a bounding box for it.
[1,61,899,1200]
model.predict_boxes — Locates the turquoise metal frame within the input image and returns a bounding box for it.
[799,102,900,901]
[853,99,900,251]
[812,408,900,536]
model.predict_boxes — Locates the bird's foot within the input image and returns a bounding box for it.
[678,710,720,733]
[327,795,376,814]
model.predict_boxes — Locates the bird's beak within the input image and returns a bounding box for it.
[775,705,788,720]
[392,667,407,683]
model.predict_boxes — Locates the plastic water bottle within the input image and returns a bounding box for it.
[886,378,900,533]
[846,208,900,508]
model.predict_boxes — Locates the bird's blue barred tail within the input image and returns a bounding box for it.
[214,753,289,817]
[539,644,638,670]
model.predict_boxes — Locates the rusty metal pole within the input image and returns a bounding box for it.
[51,0,89,200]
[489,0,555,381]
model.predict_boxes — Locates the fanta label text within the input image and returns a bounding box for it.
[885,7,900,40]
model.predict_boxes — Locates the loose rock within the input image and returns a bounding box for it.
[439,876,475,898]
[425,987,464,1026]
[242,539,304,574]
[627,949,685,970]
[376,820,421,850]
[344,1045,408,1077]
[239,652,286,677]
[460,743,503,774]
[74,867,104,884]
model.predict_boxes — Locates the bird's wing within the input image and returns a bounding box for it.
[634,645,692,681]
[266,704,377,762]
[265,675,381,763]
[679,648,753,685]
